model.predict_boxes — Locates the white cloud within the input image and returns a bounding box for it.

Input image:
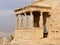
[0,0,33,16]
[16,0,33,1]
[0,9,14,16]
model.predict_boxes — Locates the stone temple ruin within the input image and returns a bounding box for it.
[10,0,60,45]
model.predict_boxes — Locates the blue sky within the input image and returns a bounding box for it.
[0,0,34,35]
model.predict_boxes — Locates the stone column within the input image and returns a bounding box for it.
[18,15,21,28]
[30,12,33,28]
[25,11,30,28]
[16,15,18,28]
[21,13,25,28]
[26,15,30,28]
[42,12,49,38]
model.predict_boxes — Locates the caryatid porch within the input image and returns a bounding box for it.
[14,3,51,38]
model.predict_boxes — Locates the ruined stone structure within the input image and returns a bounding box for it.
[11,0,60,45]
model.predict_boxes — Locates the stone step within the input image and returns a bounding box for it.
[11,37,60,45]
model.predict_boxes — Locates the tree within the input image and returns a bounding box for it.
[10,35,14,41]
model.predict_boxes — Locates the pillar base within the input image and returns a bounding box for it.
[43,32,48,38]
